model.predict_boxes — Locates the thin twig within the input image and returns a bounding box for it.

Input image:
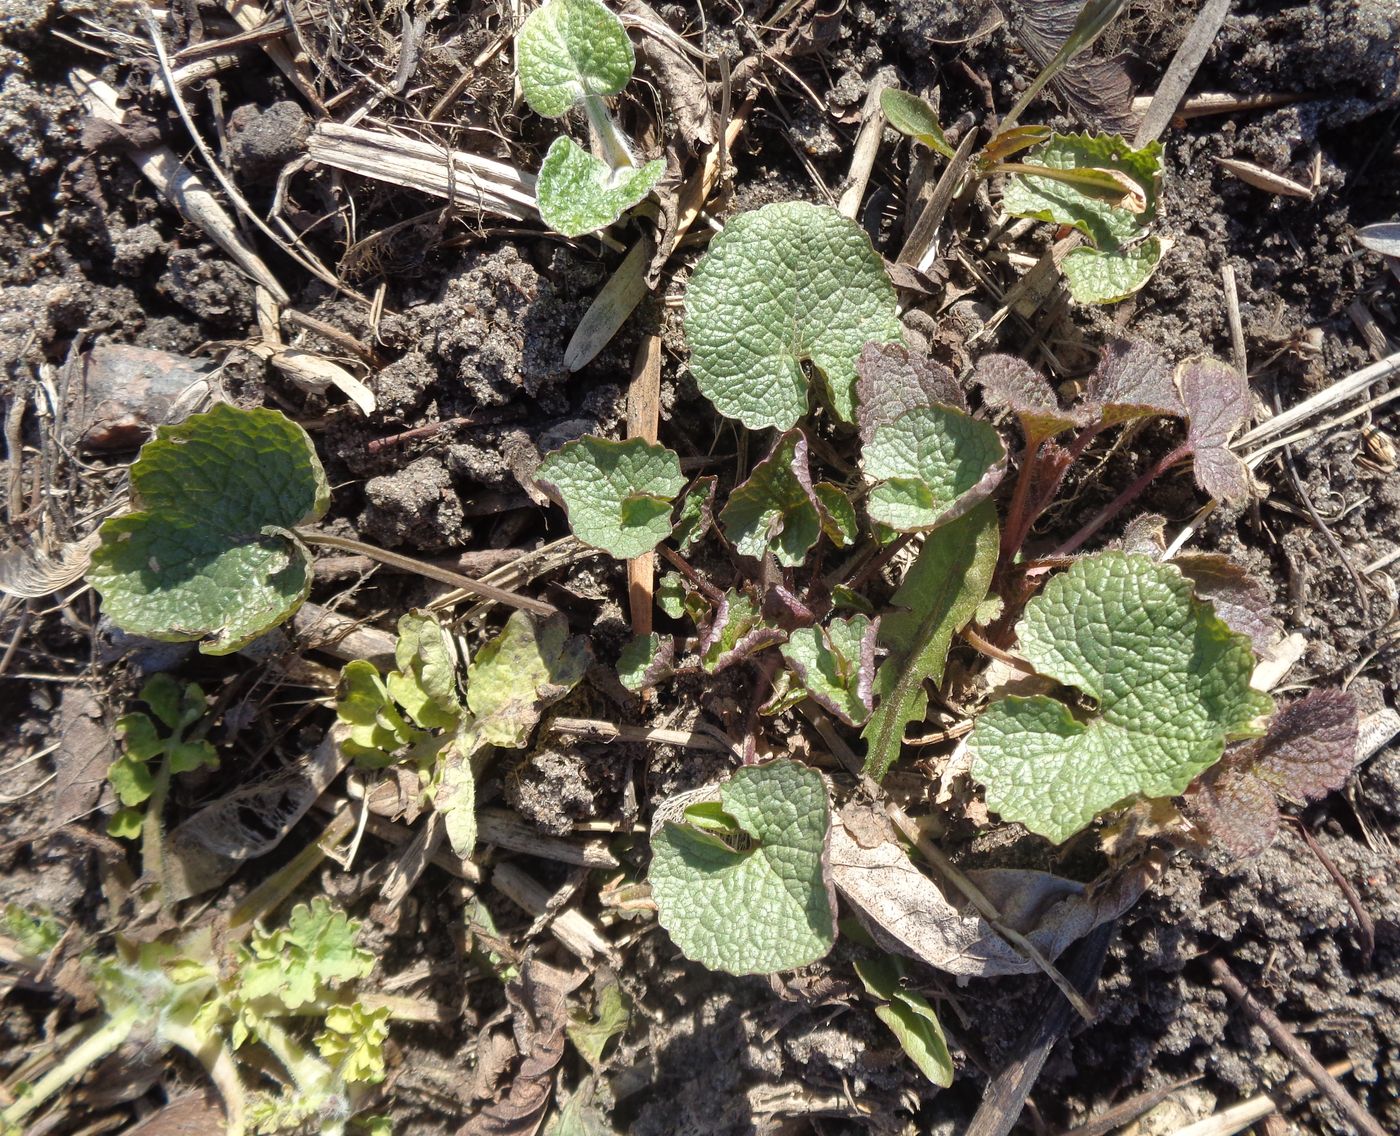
[1206,956,1387,1136]
[1133,0,1234,147]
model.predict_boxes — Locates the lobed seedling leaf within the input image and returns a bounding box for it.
[1176,356,1251,503]
[239,898,375,1011]
[87,403,329,654]
[699,588,785,673]
[387,609,464,732]
[536,136,666,236]
[314,1003,390,1084]
[649,759,836,975]
[684,201,903,431]
[719,429,824,566]
[879,89,954,158]
[567,978,631,1069]
[856,342,966,444]
[517,0,636,118]
[107,675,217,838]
[863,501,999,780]
[781,614,878,727]
[973,354,1086,445]
[1185,688,1358,858]
[336,659,425,768]
[467,611,591,748]
[437,742,478,858]
[537,435,685,559]
[863,405,1007,532]
[970,552,1274,843]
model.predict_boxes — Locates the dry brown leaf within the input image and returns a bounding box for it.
[1215,158,1314,199]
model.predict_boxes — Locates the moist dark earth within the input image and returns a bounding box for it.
[2,0,1399,1133]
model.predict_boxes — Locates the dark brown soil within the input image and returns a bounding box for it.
[2,0,1398,1133]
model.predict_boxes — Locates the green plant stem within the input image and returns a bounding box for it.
[297,530,557,617]
[1052,441,1190,556]
[162,1019,248,1136]
[141,755,173,903]
[255,1017,334,1096]
[0,1009,138,1126]
[582,91,635,171]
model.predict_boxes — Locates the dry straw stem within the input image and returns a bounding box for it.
[222,0,325,112]
[1169,1061,1353,1136]
[306,122,538,222]
[1236,349,1400,452]
[626,333,662,637]
[492,861,618,964]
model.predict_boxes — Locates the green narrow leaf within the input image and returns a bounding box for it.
[862,501,999,781]
[649,759,836,975]
[537,435,685,559]
[719,429,823,567]
[517,0,636,118]
[684,201,903,431]
[86,403,329,654]
[536,137,666,237]
[879,89,954,158]
[854,957,954,1087]
[969,552,1275,843]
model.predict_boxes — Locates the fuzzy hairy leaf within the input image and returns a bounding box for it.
[684,201,903,430]
[649,760,835,975]
[1060,238,1163,303]
[854,956,954,1087]
[1174,553,1282,656]
[467,611,591,748]
[700,589,785,673]
[517,0,635,118]
[856,342,966,444]
[1084,337,1181,425]
[879,89,953,157]
[1176,356,1251,503]
[863,406,1007,532]
[863,501,999,780]
[782,615,878,726]
[1185,689,1358,858]
[315,1003,390,1084]
[1001,132,1161,248]
[537,435,685,559]
[973,354,1085,444]
[720,429,823,566]
[536,136,666,237]
[240,898,374,1010]
[87,403,329,654]
[970,553,1274,843]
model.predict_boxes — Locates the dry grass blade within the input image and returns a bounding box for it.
[627,333,662,637]
[222,0,324,112]
[0,533,101,599]
[1236,349,1400,451]
[1169,1061,1353,1136]
[306,122,538,222]
[898,127,979,269]
[1132,0,1233,147]
[1215,157,1314,199]
[493,862,618,963]
[565,236,653,372]
[837,68,897,220]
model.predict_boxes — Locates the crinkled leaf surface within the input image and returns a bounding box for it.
[863,501,999,780]
[536,136,666,237]
[1001,133,1162,248]
[1176,356,1251,503]
[1175,553,1282,656]
[672,475,716,552]
[467,611,591,748]
[1185,688,1358,858]
[537,435,684,558]
[684,201,903,430]
[517,0,635,118]
[87,403,329,654]
[1061,238,1163,304]
[649,759,835,975]
[856,342,966,444]
[719,429,822,566]
[437,741,477,858]
[863,405,1006,532]
[239,898,374,1010]
[878,89,953,158]
[782,615,877,726]
[700,588,785,673]
[970,553,1274,843]
[387,610,463,731]
[854,956,954,1087]
[973,354,1085,444]
[1084,337,1182,425]
[315,1003,390,1084]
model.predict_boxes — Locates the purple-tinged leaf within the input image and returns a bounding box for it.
[1176,357,1251,503]
[1084,337,1183,425]
[719,430,823,567]
[700,588,786,674]
[673,475,717,552]
[974,354,1086,445]
[782,615,880,726]
[1185,689,1359,858]
[1174,552,1282,657]
[856,342,967,444]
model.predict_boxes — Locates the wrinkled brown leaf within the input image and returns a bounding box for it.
[1177,356,1251,502]
[856,343,967,445]
[973,353,1086,444]
[1084,337,1183,424]
[830,803,1156,975]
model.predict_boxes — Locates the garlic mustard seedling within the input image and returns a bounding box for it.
[517,0,665,236]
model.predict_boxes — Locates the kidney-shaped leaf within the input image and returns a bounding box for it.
[649,759,836,975]
[863,405,1007,532]
[87,403,329,654]
[517,0,636,118]
[537,435,684,559]
[684,201,903,431]
[536,136,666,237]
[969,552,1274,843]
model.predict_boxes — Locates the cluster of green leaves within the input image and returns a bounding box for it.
[1,901,391,1136]
[335,608,590,859]
[517,0,665,236]
[107,674,218,839]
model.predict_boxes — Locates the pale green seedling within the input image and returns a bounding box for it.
[517,0,665,236]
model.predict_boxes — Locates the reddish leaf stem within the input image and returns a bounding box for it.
[1051,441,1190,557]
